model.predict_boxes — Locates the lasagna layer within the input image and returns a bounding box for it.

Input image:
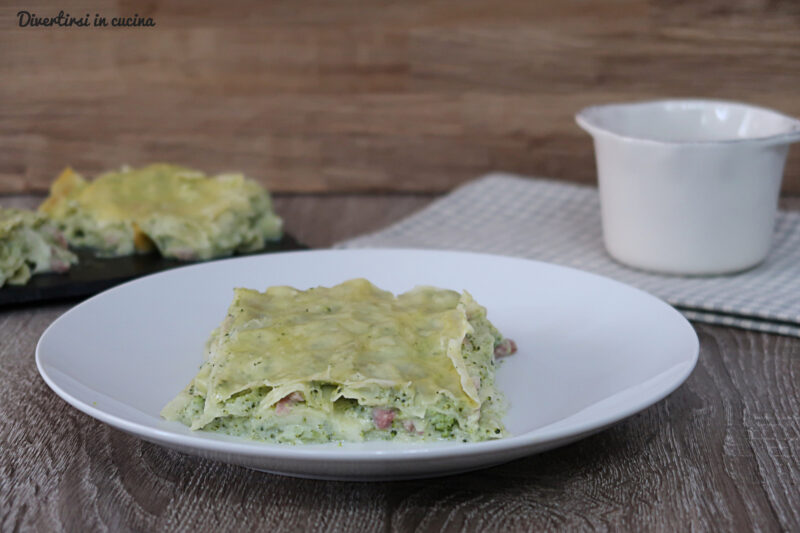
[162,279,516,443]
[40,164,282,261]
[0,208,77,287]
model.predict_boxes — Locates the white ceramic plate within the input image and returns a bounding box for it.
[36,249,698,481]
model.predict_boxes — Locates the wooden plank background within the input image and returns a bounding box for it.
[2,0,800,194]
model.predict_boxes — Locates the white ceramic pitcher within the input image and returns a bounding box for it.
[577,99,800,275]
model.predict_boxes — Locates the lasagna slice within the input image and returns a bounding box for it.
[162,279,517,443]
[39,164,282,261]
[0,208,77,287]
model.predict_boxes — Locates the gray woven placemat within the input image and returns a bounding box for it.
[338,173,800,337]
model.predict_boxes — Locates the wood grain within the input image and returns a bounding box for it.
[1,194,800,532]
[1,0,799,194]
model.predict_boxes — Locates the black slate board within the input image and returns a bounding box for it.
[0,233,308,307]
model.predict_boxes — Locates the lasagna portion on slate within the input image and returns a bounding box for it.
[0,207,77,288]
[40,163,282,261]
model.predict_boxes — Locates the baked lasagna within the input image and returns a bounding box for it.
[0,207,77,287]
[162,279,517,444]
[39,164,282,261]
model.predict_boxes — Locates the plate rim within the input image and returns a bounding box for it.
[35,248,699,462]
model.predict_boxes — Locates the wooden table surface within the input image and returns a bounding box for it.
[2,194,799,532]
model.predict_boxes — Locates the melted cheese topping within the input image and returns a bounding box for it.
[61,165,253,222]
[187,279,479,424]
